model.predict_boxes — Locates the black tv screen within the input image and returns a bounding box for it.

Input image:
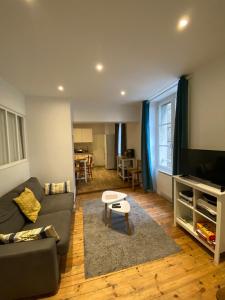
[180,149,225,188]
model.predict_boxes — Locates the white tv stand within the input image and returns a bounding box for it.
[174,175,225,264]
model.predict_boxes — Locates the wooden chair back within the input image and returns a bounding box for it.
[137,159,142,171]
[88,155,93,166]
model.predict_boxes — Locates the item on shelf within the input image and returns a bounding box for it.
[197,198,217,216]
[126,149,135,158]
[196,229,216,248]
[202,193,217,206]
[196,222,216,243]
[179,190,193,203]
[197,206,217,222]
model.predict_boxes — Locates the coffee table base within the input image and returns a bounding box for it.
[108,210,131,235]
[102,191,127,225]
[108,200,131,235]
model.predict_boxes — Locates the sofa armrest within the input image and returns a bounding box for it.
[0,238,59,299]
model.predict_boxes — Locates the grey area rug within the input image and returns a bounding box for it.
[83,197,180,278]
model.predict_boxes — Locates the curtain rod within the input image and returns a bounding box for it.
[148,80,178,102]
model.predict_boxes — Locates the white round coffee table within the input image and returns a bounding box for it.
[101,190,127,224]
[108,200,131,235]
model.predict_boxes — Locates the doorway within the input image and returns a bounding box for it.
[73,122,130,194]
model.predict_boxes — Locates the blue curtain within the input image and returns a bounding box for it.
[173,76,189,175]
[141,100,153,191]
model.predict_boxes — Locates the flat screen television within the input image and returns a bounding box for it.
[180,149,225,191]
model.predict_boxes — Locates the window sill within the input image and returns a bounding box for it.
[158,168,172,176]
[0,159,28,171]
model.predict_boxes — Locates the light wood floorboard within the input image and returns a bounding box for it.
[40,188,225,300]
[77,167,130,194]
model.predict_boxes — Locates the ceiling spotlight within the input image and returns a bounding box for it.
[121,90,126,96]
[57,85,64,91]
[95,63,104,72]
[177,16,189,31]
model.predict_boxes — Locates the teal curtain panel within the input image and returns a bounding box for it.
[141,100,153,191]
[173,76,189,175]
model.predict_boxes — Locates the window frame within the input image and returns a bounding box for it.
[0,105,27,170]
[156,93,176,175]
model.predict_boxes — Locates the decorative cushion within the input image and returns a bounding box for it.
[0,225,60,244]
[14,188,41,223]
[45,180,71,195]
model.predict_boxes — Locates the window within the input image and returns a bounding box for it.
[17,116,26,160]
[0,106,26,167]
[158,94,176,174]
[0,108,9,165]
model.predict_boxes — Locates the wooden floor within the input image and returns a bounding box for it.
[41,188,225,300]
[77,167,130,194]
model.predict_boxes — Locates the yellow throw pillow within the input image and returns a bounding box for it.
[14,188,41,223]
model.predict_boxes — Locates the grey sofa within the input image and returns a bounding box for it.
[0,177,74,300]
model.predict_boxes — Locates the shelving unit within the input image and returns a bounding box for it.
[117,157,135,181]
[174,175,225,264]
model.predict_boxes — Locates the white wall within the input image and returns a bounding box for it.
[189,53,225,150]
[0,78,30,196]
[156,53,225,201]
[72,102,141,123]
[126,122,141,159]
[104,123,115,135]
[156,172,172,201]
[26,97,75,192]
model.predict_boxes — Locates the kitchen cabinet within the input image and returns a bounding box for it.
[74,128,93,143]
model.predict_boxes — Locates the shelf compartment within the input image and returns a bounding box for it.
[195,216,216,251]
[177,200,193,226]
[195,209,217,224]
[195,190,217,209]
[177,198,193,210]
[176,217,193,232]
[176,217,215,253]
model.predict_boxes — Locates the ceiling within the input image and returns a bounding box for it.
[0,0,225,105]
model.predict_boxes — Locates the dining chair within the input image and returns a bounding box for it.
[128,159,142,190]
[87,155,93,179]
[75,159,88,182]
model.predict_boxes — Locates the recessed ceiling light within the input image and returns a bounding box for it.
[57,85,64,91]
[121,90,126,96]
[95,63,104,72]
[177,16,189,31]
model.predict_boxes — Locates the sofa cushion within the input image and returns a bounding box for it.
[12,177,44,203]
[0,191,25,234]
[23,210,72,255]
[40,193,74,215]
